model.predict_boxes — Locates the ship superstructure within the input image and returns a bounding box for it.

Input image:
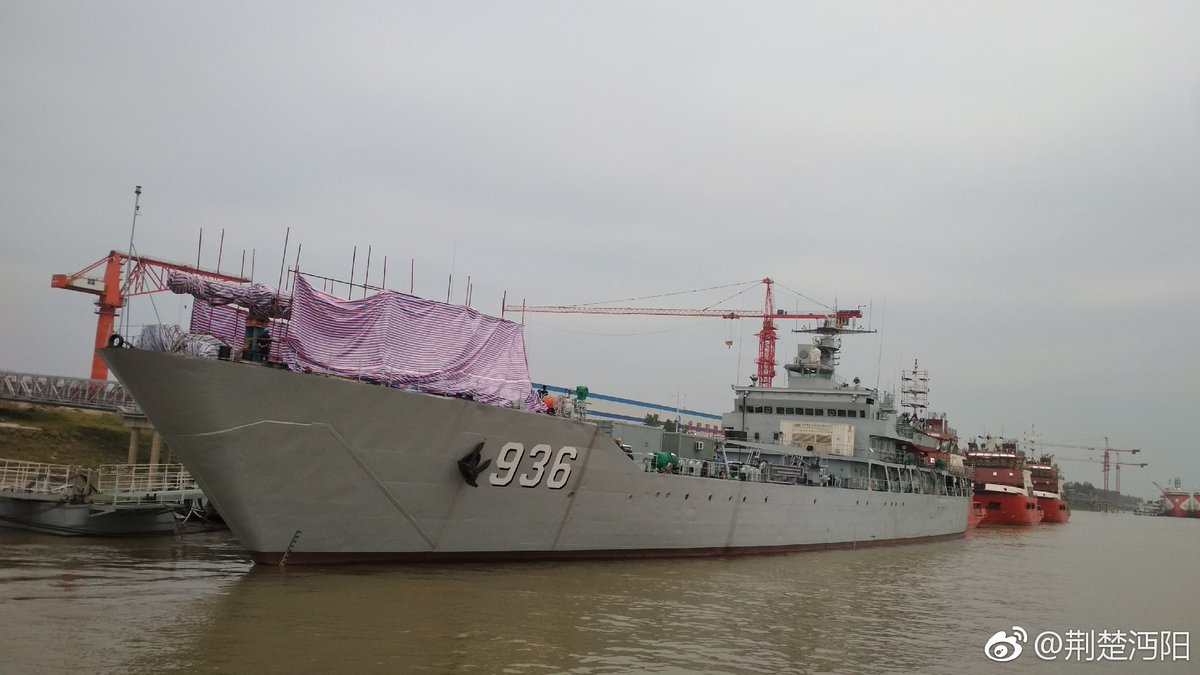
[718,323,971,507]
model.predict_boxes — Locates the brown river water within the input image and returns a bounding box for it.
[0,511,1195,674]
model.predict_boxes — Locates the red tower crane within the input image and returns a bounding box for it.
[504,278,862,388]
[1058,456,1148,512]
[1040,437,1143,512]
[52,251,250,380]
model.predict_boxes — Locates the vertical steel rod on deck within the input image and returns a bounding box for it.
[363,246,372,298]
[292,244,302,292]
[275,229,290,306]
[216,228,225,273]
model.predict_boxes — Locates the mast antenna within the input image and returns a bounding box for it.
[120,185,142,336]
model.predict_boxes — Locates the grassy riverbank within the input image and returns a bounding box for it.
[0,402,146,467]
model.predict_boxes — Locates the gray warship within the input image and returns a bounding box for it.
[99,278,970,564]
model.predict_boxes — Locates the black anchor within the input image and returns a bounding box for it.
[456,442,491,488]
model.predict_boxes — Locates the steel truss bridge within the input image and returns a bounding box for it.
[0,370,139,414]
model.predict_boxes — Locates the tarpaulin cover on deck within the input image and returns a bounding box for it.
[188,301,293,361]
[284,276,534,406]
[168,271,291,317]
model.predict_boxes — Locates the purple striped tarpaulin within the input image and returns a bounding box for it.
[189,300,293,362]
[169,271,290,317]
[285,275,536,407]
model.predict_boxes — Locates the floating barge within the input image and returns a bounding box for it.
[0,459,211,535]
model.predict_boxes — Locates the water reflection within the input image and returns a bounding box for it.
[0,530,249,674]
[126,543,973,674]
[1,513,1196,674]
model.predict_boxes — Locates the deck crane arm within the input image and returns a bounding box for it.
[503,278,862,388]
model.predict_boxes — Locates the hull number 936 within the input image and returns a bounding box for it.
[488,443,577,489]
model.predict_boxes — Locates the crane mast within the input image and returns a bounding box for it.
[53,251,250,380]
[754,278,777,388]
[1040,437,1143,512]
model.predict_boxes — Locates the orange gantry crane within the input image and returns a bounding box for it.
[52,251,250,380]
[504,278,862,388]
[1039,437,1143,512]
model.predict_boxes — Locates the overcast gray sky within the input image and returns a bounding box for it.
[2,1,1197,498]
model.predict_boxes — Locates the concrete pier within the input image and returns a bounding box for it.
[149,432,162,466]
[127,427,140,464]
[122,413,156,466]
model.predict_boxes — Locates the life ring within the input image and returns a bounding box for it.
[106,334,125,348]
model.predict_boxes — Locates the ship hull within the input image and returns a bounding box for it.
[973,491,1043,526]
[967,501,984,528]
[1162,494,1190,518]
[101,348,968,564]
[1037,496,1070,523]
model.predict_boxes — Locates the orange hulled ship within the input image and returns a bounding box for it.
[966,437,1043,526]
[1028,454,1070,523]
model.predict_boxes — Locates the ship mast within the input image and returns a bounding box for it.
[901,359,929,420]
[788,319,877,380]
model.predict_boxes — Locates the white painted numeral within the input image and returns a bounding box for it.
[488,442,523,486]
[519,444,553,487]
[489,442,578,489]
[546,447,577,489]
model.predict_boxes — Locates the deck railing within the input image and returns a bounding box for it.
[630,453,974,499]
[91,464,199,505]
[635,454,770,483]
[0,459,81,496]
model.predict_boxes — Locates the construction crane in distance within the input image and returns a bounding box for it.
[504,278,863,388]
[52,251,251,380]
[1034,438,1140,507]
[1058,456,1148,512]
